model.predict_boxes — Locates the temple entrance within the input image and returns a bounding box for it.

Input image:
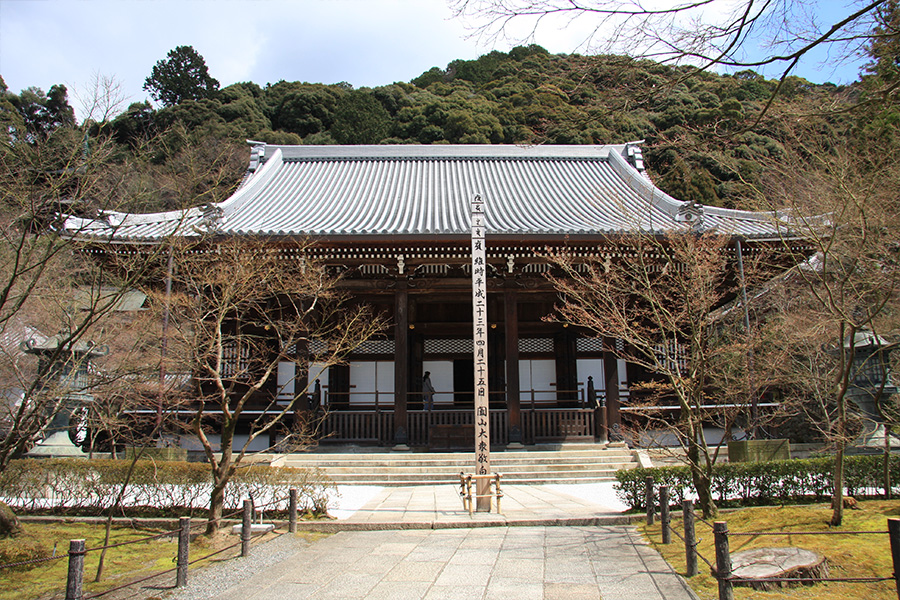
[452,358,474,406]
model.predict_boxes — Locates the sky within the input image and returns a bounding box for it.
[0,0,872,122]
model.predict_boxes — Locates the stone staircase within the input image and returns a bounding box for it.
[270,443,638,486]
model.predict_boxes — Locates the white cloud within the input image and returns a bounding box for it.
[0,0,864,122]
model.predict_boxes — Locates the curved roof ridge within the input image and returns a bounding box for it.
[271,143,623,161]
[217,147,284,219]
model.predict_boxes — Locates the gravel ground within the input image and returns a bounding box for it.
[161,532,312,600]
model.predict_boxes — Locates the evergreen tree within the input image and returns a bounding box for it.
[143,45,220,107]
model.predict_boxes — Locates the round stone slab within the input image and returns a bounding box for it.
[729,547,828,590]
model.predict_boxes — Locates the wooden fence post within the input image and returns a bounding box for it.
[176,517,190,588]
[645,476,655,526]
[683,500,698,577]
[289,488,298,534]
[660,485,670,544]
[888,518,900,600]
[65,539,85,600]
[242,499,252,557]
[713,521,733,600]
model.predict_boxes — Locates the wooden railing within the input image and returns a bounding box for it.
[318,407,596,446]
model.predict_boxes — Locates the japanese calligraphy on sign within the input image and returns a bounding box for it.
[472,195,490,508]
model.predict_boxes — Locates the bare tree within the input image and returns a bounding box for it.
[0,90,169,472]
[151,239,385,534]
[452,0,891,116]
[751,137,900,526]
[546,230,773,518]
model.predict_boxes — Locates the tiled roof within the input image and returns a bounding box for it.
[62,143,784,241]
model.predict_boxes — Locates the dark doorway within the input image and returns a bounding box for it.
[453,358,474,406]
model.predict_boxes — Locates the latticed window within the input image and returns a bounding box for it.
[424,338,473,355]
[654,339,688,375]
[519,338,553,354]
[354,339,396,355]
[576,337,604,353]
[220,341,251,377]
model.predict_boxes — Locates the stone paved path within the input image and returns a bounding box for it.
[165,484,699,600]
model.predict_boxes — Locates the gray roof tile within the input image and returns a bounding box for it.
[62,143,784,241]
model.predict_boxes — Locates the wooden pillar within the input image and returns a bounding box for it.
[603,336,622,440]
[394,286,409,446]
[554,330,578,405]
[504,287,522,445]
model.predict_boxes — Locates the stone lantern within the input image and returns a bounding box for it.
[844,330,898,451]
[21,333,108,458]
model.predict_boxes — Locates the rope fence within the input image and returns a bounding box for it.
[643,479,900,600]
[6,489,300,600]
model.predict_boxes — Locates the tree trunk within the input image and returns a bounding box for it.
[690,459,717,519]
[206,481,226,535]
[830,441,845,526]
[206,451,233,535]
[686,419,717,518]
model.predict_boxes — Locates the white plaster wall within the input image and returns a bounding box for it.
[423,360,453,406]
[349,361,394,405]
[519,359,557,403]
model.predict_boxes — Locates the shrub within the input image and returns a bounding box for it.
[615,454,900,510]
[0,459,333,516]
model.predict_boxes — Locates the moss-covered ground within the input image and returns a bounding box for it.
[640,500,900,600]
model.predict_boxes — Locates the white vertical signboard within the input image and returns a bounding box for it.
[471,195,491,511]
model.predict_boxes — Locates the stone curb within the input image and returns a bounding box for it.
[293,514,639,532]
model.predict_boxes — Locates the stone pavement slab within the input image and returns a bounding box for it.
[168,526,698,600]
[299,483,633,531]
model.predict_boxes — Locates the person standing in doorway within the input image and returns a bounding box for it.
[423,371,435,410]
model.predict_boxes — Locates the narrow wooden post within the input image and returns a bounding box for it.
[289,488,298,533]
[176,517,190,587]
[645,476,655,526]
[713,521,733,600]
[888,518,900,600]
[885,446,892,500]
[241,499,252,557]
[65,539,86,600]
[683,500,698,577]
[660,485,670,544]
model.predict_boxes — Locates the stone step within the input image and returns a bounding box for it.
[316,462,635,474]
[324,471,624,485]
[267,444,638,485]
[280,456,634,468]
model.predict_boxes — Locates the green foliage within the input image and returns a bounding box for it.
[615,455,900,510]
[3,84,75,141]
[143,45,220,107]
[8,45,876,213]
[0,459,334,516]
[270,83,344,138]
[332,90,392,144]
[110,101,156,147]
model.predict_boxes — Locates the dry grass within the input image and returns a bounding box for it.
[641,500,900,600]
[0,521,311,600]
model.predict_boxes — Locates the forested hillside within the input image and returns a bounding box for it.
[3,42,896,214]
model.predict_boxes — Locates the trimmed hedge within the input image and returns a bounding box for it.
[0,459,334,516]
[615,454,900,510]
